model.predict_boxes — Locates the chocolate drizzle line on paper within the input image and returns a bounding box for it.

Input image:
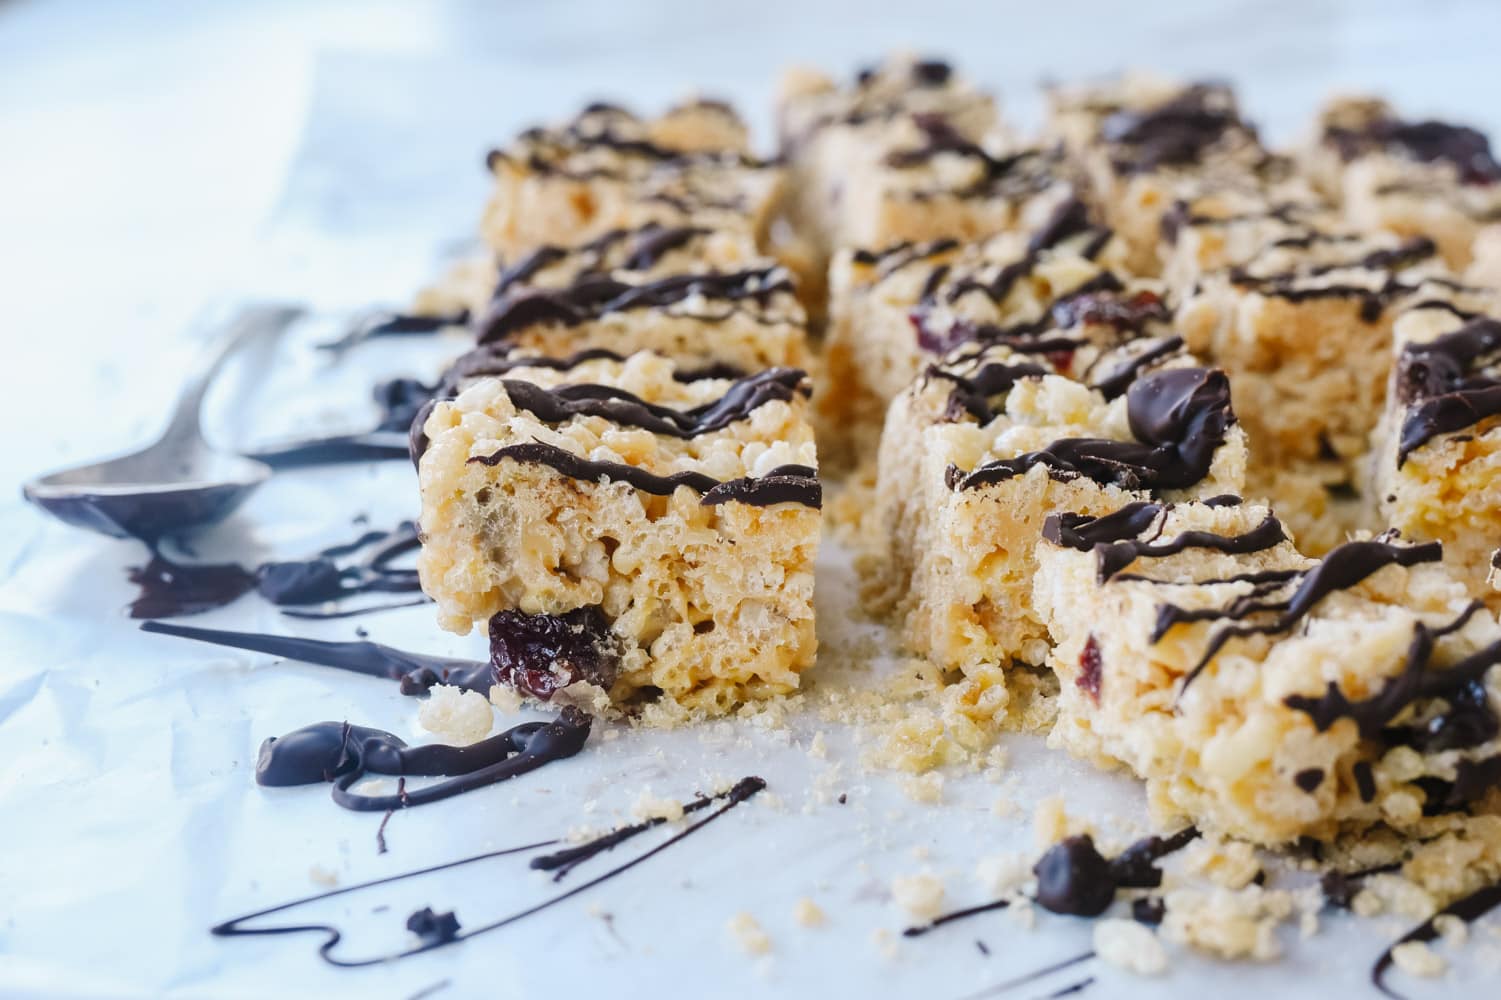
[904,828,1197,936]
[126,522,424,619]
[255,708,592,811]
[209,776,766,967]
[139,620,495,697]
[1372,878,1501,999]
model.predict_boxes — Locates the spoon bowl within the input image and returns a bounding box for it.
[22,304,303,541]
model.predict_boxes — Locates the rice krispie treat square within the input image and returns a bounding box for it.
[1371,303,1501,604]
[415,351,821,715]
[468,240,811,376]
[1045,75,1317,276]
[1032,499,1501,844]
[878,357,1246,683]
[1175,230,1465,550]
[1302,96,1501,270]
[480,101,783,259]
[776,55,1012,263]
[824,202,1133,423]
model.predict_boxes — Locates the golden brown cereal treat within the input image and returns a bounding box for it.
[1302,96,1501,270]
[1176,230,1463,544]
[1371,304,1501,604]
[777,55,1008,260]
[416,351,820,715]
[1046,75,1316,276]
[879,353,1245,679]
[468,242,810,375]
[1032,499,1501,845]
[480,102,782,258]
[1158,193,1348,301]
[824,203,1132,420]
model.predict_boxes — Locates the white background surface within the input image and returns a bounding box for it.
[4,2,1501,997]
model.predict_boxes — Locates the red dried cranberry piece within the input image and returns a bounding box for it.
[489,607,617,700]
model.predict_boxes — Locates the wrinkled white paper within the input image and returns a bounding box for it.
[3,51,1492,1000]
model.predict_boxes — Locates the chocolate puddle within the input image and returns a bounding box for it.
[257,708,592,811]
[210,776,766,967]
[127,521,423,619]
[904,828,1197,936]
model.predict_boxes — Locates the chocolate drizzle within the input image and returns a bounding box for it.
[496,367,808,439]
[905,828,1196,936]
[477,267,794,345]
[927,359,1051,423]
[1395,317,1501,464]
[468,442,821,509]
[248,377,436,468]
[126,522,424,619]
[255,708,592,811]
[1285,602,1501,768]
[1327,115,1501,185]
[209,776,766,967]
[1100,84,1251,173]
[1372,878,1501,999]
[1175,538,1443,691]
[949,368,1234,494]
[493,223,712,299]
[139,620,495,696]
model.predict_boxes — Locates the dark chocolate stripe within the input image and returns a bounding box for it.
[1396,318,1501,464]
[950,368,1233,493]
[498,367,807,439]
[1088,336,1185,400]
[477,267,794,344]
[1093,513,1286,585]
[493,224,713,298]
[928,359,1051,423]
[1043,502,1165,551]
[1284,601,1495,746]
[1177,538,1443,691]
[468,442,820,509]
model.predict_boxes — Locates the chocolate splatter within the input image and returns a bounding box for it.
[255,709,592,811]
[126,522,423,619]
[210,776,766,967]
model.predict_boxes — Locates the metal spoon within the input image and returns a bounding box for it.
[22,303,304,541]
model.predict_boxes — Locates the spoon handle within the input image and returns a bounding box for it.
[160,303,305,446]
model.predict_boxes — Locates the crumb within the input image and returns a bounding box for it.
[1094,918,1168,975]
[1163,886,1292,960]
[308,865,338,887]
[419,684,494,745]
[488,684,523,714]
[975,852,1031,898]
[870,927,899,960]
[1184,838,1263,890]
[631,789,685,823]
[1391,940,1446,978]
[891,872,945,921]
[793,898,826,927]
[1433,913,1468,946]
[727,912,772,955]
[910,845,930,861]
[808,731,828,759]
[901,772,944,804]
